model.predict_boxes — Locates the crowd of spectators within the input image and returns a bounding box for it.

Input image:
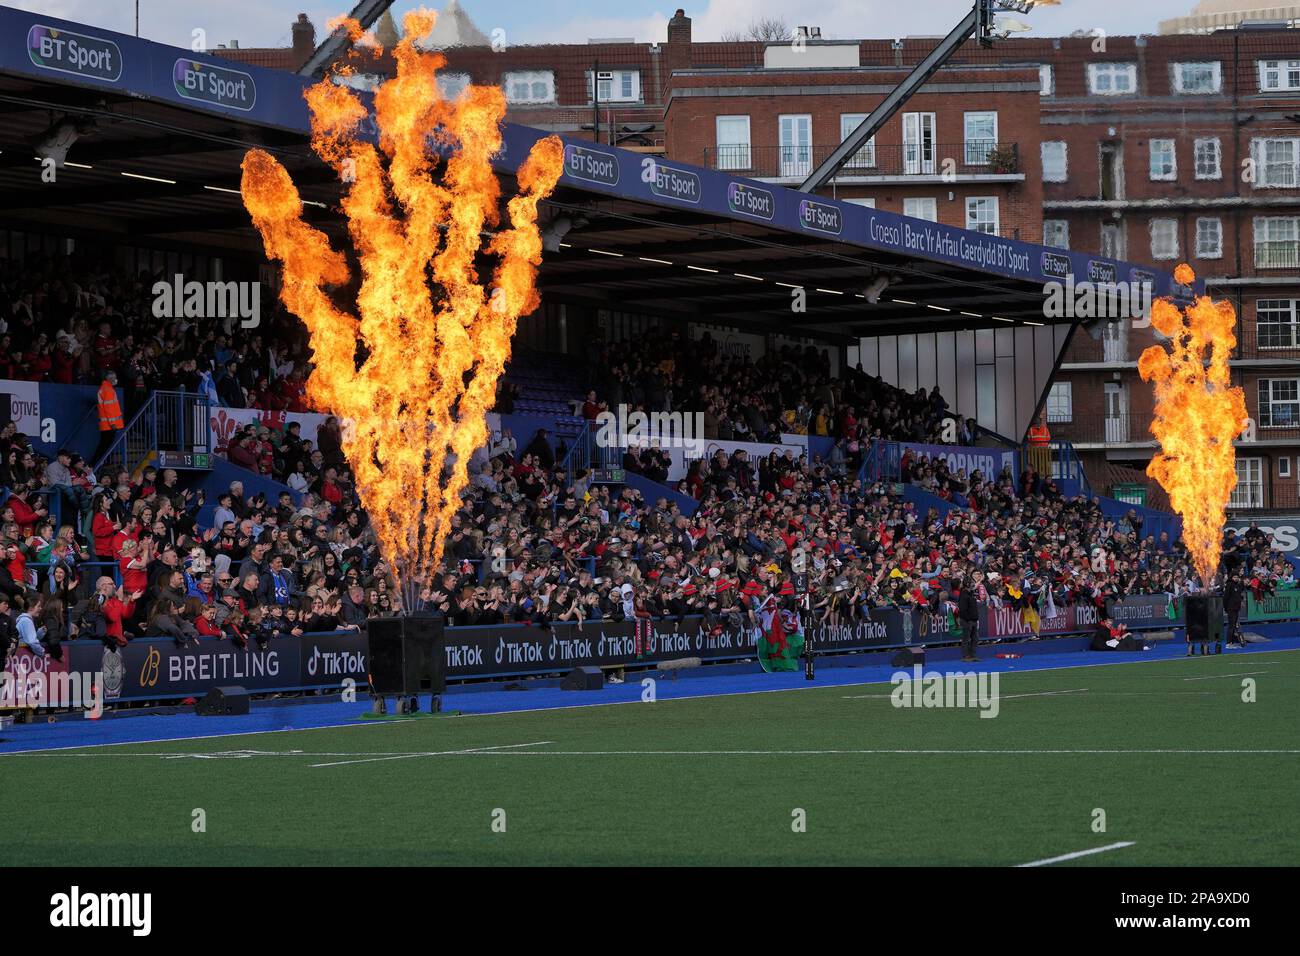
[2,257,1295,672]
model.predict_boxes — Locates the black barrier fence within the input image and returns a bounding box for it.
[28,593,1247,705]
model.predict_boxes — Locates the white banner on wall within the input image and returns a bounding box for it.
[0,379,41,434]
[688,324,766,363]
[209,406,332,455]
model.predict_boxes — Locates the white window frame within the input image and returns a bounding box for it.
[587,69,641,104]
[1232,458,1265,509]
[1259,378,1300,428]
[902,112,936,175]
[1088,62,1137,96]
[1282,457,1293,479]
[965,196,999,235]
[1195,217,1223,260]
[1039,64,1054,96]
[844,198,876,207]
[503,70,555,104]
[1257,298,1300,349]
[903,197,938,222]
[1194,138,1222,180]
[1254,216,1300,269]
[1043,219,1070,249]
[1258,59,1300,93]
[839,114,877,169]
[1041,141,1067,182]
[1150,218,1179,260]
[1149,139,1177,181]
[715,115,751,171]
[436,72,471,99]
[963,111,998,166]
[1046,381,1072,423]
[778,113,813,178]
[1251,138,1300,189]
[1173,61,1221,94]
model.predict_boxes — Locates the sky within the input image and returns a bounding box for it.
[5,0,1204,50]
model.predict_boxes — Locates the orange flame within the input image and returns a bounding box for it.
[239,8,563,589]
[1138,264,1246,586]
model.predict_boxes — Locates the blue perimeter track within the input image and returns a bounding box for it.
[3,627,1298,754]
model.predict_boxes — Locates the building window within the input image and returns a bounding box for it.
[1046,381,1072,423]
[1043,219,1070,249]
[715,115,751,170]
[839,114,877,169]
[1194,138,1221,180]
[963,112,998,165]
[1195,217,1223,259]
[504,71,555,104]
[1040,64,1054,96]
[1173,61,1221,94]
[1149,139,1177,181]
[437,72,471,99]
[1259,59,1300,92]
[1257,299,1300,349]
[1088,62,1137,95]
[903,197,938,222]
[1255,216,1300,269]
[587,69,640,103]
[845,198,876,207]
[1041,141,1067,182]
[1282,457,1293,479]
[778,114,813,178]
[1259,378,1300,427]
[1150,219,1179,260]
[1252,138,1300,188]
[1232,458,1265,508]
[965,196,999,235]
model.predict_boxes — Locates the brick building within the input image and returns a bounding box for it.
[222,7,1300,512]
[1014,32,1300,513]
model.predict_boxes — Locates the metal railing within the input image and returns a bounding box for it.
[1255,241,1300,271]
[1050,414,1155,446]
[703,142,1020,180]
[560,420,624,487]
[96,390,212,477]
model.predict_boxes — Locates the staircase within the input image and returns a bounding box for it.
[96,390,213,478]
[502,349,586,449]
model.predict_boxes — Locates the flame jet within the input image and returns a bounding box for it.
[240,9,564,590]
[1138,264,1247,586]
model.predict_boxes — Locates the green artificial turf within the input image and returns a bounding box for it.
[3,652,1297,866]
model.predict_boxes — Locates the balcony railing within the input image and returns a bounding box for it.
[1051,414,1154,446]
[1255,240,1300,270]
[702,142,1020,180]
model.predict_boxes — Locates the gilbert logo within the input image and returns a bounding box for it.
[50,886,151,936]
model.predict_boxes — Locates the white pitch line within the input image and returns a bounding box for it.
[369,748,1300,756]
[842,688,1089,701]
[1,646,1295,755]
[1016,841,1136,867]
[7,747,1300,759]
[309,740,554,768]
[1183,671,1267,681]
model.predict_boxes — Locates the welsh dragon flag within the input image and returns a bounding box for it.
[757,597,805,673]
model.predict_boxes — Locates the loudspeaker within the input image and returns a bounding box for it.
[196,686,249,716]
[561,666,604,691]
[1185,594,1225,645]
[368,615,446,696]
[890,648,925,667]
